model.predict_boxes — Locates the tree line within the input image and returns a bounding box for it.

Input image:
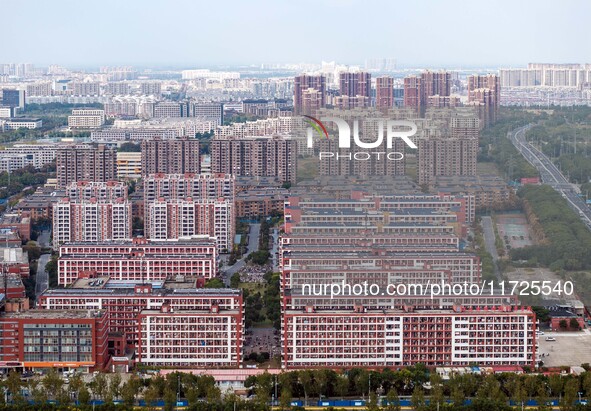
[6,367,591,410]
[511,185,591,270]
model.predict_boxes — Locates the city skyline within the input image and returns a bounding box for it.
[3,0,591,68]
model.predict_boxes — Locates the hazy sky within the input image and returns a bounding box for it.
[3,0,590,68]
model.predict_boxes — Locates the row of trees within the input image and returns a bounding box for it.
[242,271,280,329]
[478,108,539,181]
[511,185,591,270]
[0,164,54,202]
[1,371,221,411]
[7,368,591,410]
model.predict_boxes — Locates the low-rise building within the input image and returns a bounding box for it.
[0,310,109,372]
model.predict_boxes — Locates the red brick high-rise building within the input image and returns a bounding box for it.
[56,144,117,188]
[210,136,297,184]
[339,71,371,107]
[376,76,394,110]
[422,70,451,100]
[294,74,326,115]
[404,71,452,114]
[403,76,423,113]
[141,138,200,176]
[467,74,500,127]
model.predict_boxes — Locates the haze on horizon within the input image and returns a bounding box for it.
[2,0,590,69]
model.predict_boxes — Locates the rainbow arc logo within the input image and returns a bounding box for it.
[302,115,329,139]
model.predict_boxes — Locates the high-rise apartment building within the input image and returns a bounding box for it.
[56,144,117,188]
[137,303,243,367]
[404,71,452,114]
[145,198,234,251]
[279,192,535,369]
[210,136,297,184]
[376,76,394,110]
[339,71,371,104]
[467,74,500,127]
[422,70,451,100]
[70,82,100,96]
[143,173,235,203]
[143,173,235,251]
[106,82,130,95]
[140,138,201,176]
[140,82,162,96]
[66,180,128,201]
[52,196,132,246]
[403,76,423,113]
[293,74,326,115]
[417,138,478,186]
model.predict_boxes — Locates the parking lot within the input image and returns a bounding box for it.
[538,330,591,367]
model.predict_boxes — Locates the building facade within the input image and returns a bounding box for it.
[141,139,201,176]
[0,310,109,372]
[55,144,117,188]
[210,136,297,184]
[56,237,218,286]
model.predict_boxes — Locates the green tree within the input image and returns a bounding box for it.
[562,378,579,411]
[335,375,349,399]
[385,388,401,411]
[548,375,564,401]
[163,384,177,411]
[41,370,64,402]
[429,373,445,410]
[559,319,569,330]
[298,370,313,405]
[354,369,370,398]
[90,372,108,401]
[78,385,91,406]
[207,384,222,404]
[536,382,551,411]
[279,387,292,410]
[367,391,380,411]
[230,272,241,288]
[121,375,141,406]
[28,379,48,406]
[143,385,160,411]
[411,386,426,411]
[5,372,24,405]
[108,373,122,401]
[204,277,225,288]
[314,369,329,400]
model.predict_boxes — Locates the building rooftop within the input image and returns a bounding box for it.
[2,309,105,319]
[40,285,241,298]
[7,117,41,122]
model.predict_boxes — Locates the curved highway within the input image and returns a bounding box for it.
[508,125,591,227]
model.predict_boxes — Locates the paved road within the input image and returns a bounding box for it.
[221,223,261,285]
[508,125,591,228]
[35,253,51,299]
[480,216,500,281]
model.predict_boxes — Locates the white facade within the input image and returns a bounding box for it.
[138,309,242,367]
[68,109,106,128]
